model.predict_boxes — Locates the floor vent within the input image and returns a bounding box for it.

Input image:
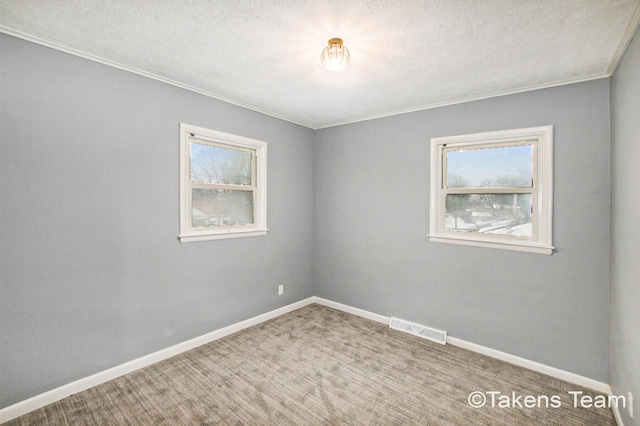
[389,317,447,345]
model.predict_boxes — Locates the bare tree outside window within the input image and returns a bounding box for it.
[190,143,255,228]
[191,143,252,185]
[179,123,267,243]
[444,145,534,236]
[430,126,553,254]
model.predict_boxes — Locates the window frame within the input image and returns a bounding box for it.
[429,126,554,255]
[179,123,268,243]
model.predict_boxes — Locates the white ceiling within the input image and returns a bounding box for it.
[1,1,639,129]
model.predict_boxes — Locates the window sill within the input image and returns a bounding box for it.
[179,228,268,243]
[428,234,553,255]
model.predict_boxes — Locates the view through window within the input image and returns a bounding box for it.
[190,142,255,228]
[444,143,534,237]
[179,124,267,242]
[429,126,553,254]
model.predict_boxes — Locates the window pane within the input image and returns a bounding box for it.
[445,193,532,237]
[446,144,533,188]
[191,142,253,185]
[192,188,254,227]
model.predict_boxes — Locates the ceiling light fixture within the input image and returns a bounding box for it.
[321,37,351,72]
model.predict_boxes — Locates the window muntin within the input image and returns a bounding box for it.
[429,126,553,255]
[179,124,267,242]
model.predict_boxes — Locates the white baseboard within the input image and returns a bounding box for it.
[311,297,389,324]
[609,385,625,426]
[445,336,610,394]
[0,296,614,424]
[0,297,316,424]
[313,297,611,395]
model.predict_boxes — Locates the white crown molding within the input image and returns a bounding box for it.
[607,2,640,76]
[314,74,609,129]
[0,26,315,130]
[0,25,614,131]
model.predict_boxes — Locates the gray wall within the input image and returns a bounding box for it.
[0,28,618,411]
[314,79,611,382]
[0,34,315,409]
[611,25,640,426]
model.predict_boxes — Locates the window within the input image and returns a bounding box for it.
[429,126,553,254]
[179,123,267,242]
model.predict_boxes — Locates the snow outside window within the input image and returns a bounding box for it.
[179,123,267,242]
[429,126,553,255]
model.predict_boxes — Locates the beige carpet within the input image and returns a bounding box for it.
[6,304,616,425]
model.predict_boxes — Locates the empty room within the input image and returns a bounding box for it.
[1,1,639,425]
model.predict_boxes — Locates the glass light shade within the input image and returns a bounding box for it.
[321,38,351,72]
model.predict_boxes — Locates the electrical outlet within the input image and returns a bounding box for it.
[629,391,634,418]
[278,285,284,296]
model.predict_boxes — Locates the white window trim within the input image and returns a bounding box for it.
[429,126,554,255]
[179,123,268,243]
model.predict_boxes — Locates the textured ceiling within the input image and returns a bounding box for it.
[1,1,639,129]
